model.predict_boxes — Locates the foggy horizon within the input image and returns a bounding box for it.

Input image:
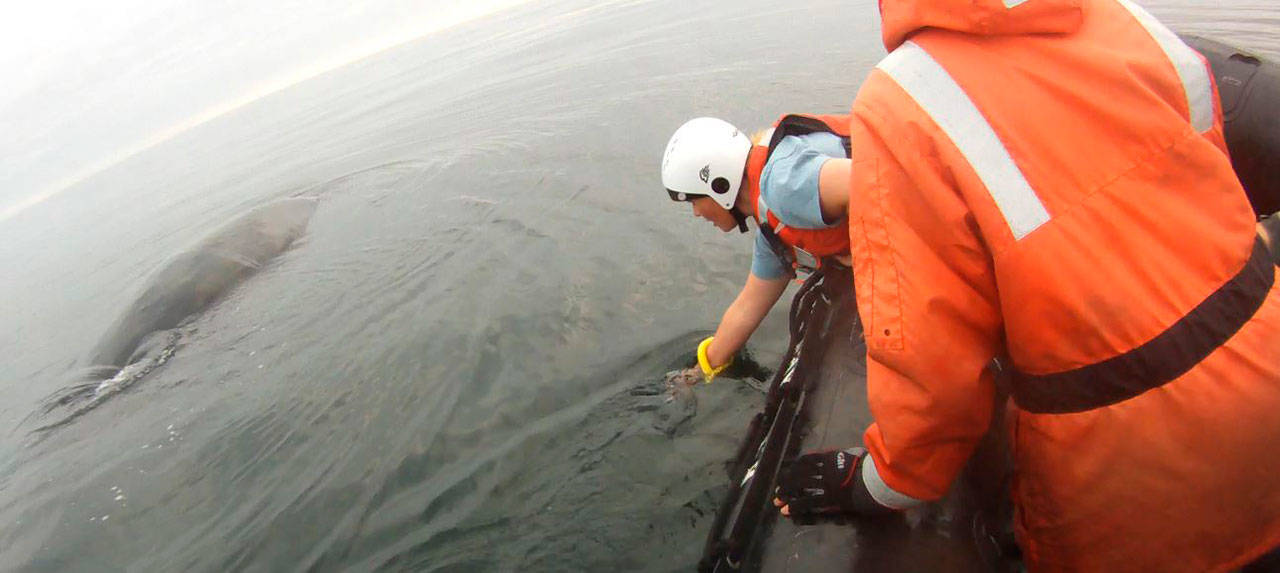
[0,0,535,222]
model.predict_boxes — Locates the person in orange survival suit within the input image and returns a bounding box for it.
[660,114,854,382]
[771,0,1280,571]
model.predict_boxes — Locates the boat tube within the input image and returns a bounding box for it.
[698,267,1016,573]
[1184,35,1280,217]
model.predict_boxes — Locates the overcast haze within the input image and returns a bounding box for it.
[0,0,533,221]
[3,0,1275,223]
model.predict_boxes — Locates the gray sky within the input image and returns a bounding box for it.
[0,0,534,222]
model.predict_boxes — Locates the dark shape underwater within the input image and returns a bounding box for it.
[37,197,317,429]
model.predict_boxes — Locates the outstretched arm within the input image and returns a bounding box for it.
[704,272,790,369]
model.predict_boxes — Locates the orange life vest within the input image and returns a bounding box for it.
[741,114,851,272]
[850,0,1280,571]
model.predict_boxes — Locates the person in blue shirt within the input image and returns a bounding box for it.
[661,115,852,381]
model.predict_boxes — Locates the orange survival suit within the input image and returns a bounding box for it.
[742,114,851,272]
[847,0,1280,571]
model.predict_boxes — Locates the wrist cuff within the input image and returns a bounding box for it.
[848,455,900,516]
[697,336,731,383]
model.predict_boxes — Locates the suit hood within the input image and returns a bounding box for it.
[879,0,1084,51]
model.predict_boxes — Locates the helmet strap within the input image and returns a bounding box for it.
[730,207,749,233]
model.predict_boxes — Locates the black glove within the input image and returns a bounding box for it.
[774,447,896,518]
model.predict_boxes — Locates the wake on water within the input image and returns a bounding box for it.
[34,329,183,433]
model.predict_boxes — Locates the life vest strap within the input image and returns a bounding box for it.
[1011,239,1275,414]
[759,223,827,275]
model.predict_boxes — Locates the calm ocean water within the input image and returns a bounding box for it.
[0,1,1275,570]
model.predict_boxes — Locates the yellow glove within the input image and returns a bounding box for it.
[697,336,732,383]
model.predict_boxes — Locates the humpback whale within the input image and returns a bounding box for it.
[87,197,317,371]
[35,197,317,428]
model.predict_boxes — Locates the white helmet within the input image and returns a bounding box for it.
[661,117,752,210]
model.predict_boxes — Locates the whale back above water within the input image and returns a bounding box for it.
[87,197,317,371]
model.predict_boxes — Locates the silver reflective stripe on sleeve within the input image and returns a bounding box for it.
[862,454,925,510]
[877,41,1050,241]
[1004,0,1031,7]
[1115,0,1214,133]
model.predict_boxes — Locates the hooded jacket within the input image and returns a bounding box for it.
[850,0,1280,570]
